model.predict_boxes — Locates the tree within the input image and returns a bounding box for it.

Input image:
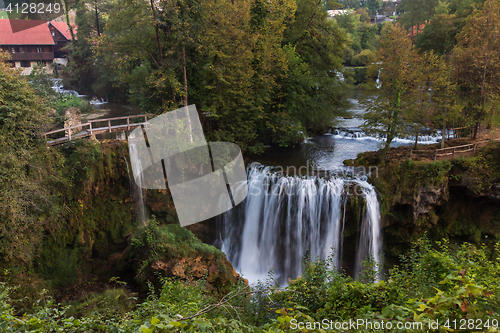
[403,51,452,149]
[398,0,439,38]
[64,0,115,96]
[364,0,382,16]
[281,0,347,134]
[452,0,500,138]
[416,13,459,56]
[0,52,53,267]
[362,23,419,164]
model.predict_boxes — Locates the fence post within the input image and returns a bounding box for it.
[144,115,147,123]
[473,143,476,154]
[108,119,111,133]
[434,149,437,161]
[68,128,71,140]
[127,117,130,130]
[89,122,93,135]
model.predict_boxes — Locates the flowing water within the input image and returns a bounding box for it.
[217,93,445,284]
[127,140,148,226]
[50,81,429,282]
[217,164,382,285]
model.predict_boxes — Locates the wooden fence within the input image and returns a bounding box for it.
[410,139,499,161]
[446,126,474,140]
[44,114,152,146]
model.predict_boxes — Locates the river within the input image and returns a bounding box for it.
[56,81,439,285]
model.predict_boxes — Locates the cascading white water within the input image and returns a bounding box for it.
[127,141,147,226]
[218,164,383,285]
[329,127,443,144]
[90,97,108,105]
[50,78,86,97]
[353,182,382,281]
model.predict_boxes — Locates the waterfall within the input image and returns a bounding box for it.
[50,78,86,97]
[127,141,147,226]
[376,69,381,89]
[218,164,383,285]
[353,182,382,281]
[90,97,108,105]
[328,127,442,145]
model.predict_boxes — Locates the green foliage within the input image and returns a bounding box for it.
[64,287,137,320]
[55,95,93,116]
[335,11,379,68]
[26,65,56,103]
[0,53,53,269]
[78,0,348,150]
[373,159,453,215]
[451,0,500,138]
[361,23,419,163]
[451,142,500,195]
[1,237,500,332]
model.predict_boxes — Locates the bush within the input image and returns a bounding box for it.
[1,236,499,332]
[56,95,94,116]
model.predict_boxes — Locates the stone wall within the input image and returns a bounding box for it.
[64,107,82,136]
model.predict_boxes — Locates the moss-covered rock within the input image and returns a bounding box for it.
[3,139,242,309]
[347,142,500,266]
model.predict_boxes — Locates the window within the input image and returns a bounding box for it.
[52,32,55,36]
[21,61,30,68]
[37,47,42,53]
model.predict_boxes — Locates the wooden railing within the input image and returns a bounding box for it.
[410,138,500,161]
[44,114,152,145]
[446,126,474,140]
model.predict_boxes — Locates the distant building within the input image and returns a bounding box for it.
[327,9,355,18]
[0,19,76,74]
[48,21,77,66]
[407,22,426,37]
[371,15,393,24]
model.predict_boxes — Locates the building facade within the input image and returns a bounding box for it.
[0,19,76,74]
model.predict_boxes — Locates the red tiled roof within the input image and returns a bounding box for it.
[0,19,55,45]
[407,23,426,37]
[49,21,77,40]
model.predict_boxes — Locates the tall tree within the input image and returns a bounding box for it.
[362,23,419,164]
[404,51,452,149]
[452,0,500,138]
[0,52,52,267]
[416,13,458,55]
[281,0,347,134]
[398,0,439,38]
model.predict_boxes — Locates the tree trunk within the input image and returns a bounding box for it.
[182,44,193,143]
[441,70,450,148]
[95,0,100,37]
[380,135,392,166]
[150,0,162,66]
[182,45,188,108]
[473,121,480,139]
[63,0,75,42]
[414,129,419,150]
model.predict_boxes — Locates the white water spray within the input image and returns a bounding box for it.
[127,141,147,226]
[218,164,383,285]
